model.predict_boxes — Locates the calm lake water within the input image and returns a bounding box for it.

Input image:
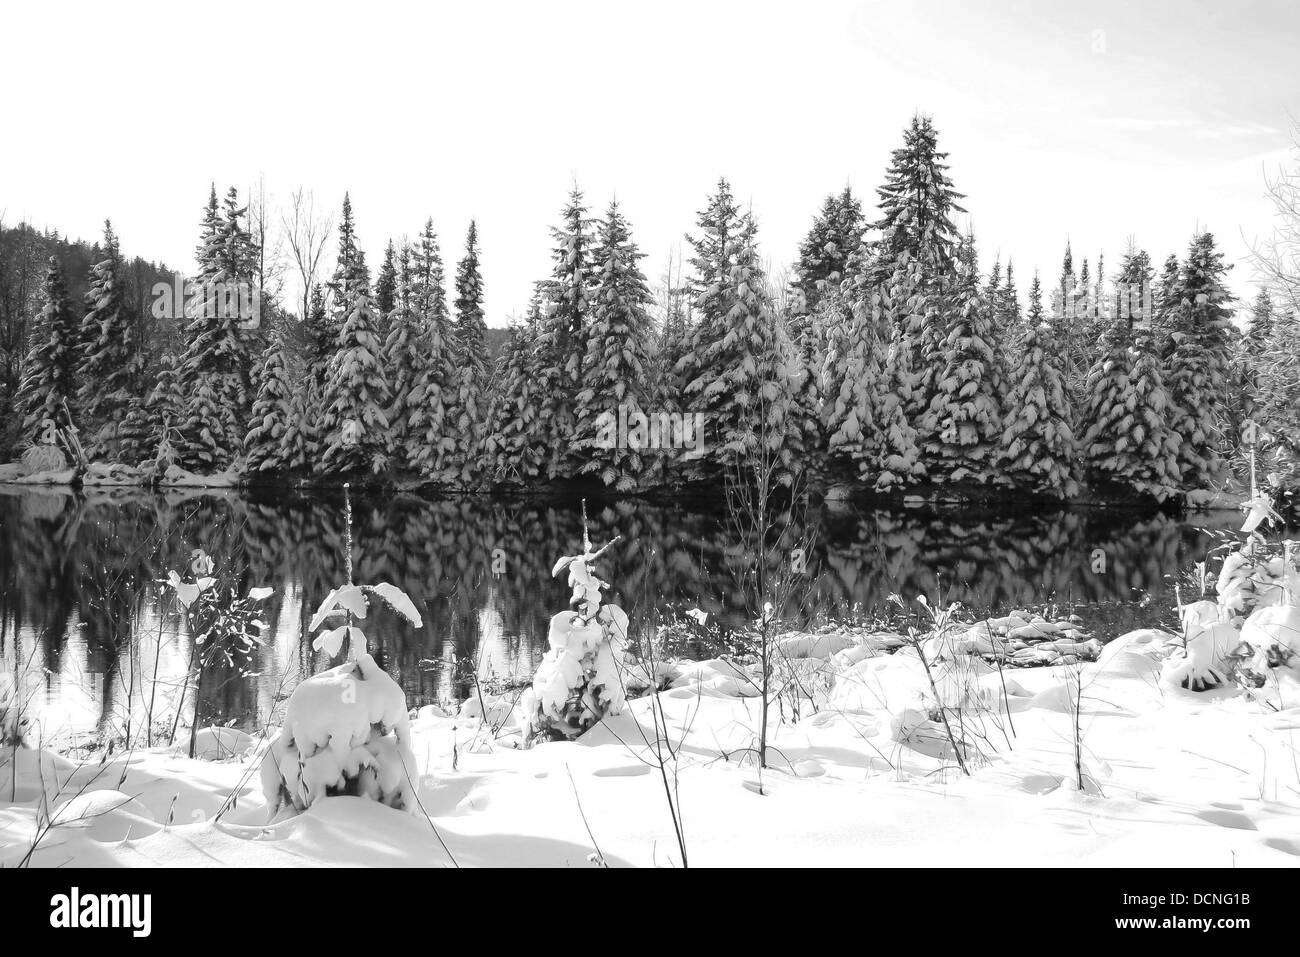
[0,485,1250,744]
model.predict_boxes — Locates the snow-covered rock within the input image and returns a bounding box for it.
[158,464,240,488]
[670,658,758,697]
[180,726,255,761]
[776,630,855,660]
[81,461,148,486]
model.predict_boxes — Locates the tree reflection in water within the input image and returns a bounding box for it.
[0,486,1247,742]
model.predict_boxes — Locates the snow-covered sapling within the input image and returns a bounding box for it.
[1162,599,1237,693]
[260,581,425,818]
[160,555,273,756]
[521,520,628,744]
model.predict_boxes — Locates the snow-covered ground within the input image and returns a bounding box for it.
[4,622,1299,868]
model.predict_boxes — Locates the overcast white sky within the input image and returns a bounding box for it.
[2,0,1297,323]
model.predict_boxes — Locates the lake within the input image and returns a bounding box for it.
[0,485,1249,745]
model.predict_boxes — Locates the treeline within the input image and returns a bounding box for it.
[0,222,173,451]
[5,115,1297,500]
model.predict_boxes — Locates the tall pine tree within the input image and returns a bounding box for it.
[1165,232,1235,488]
[572,201,658,490]
[318,202,391,476]
[14,256,79,443]
[77,221,145,459]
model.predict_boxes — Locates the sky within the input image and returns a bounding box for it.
[1,0,1297,323]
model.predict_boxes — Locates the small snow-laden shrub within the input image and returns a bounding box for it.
[260,653,417,817]
[1216,536,1299,616]
[1239,604,1300,677]
[521,534,629,744]
[1161,599,1239,693]
[20,443,67,475]
[260,580,424,818]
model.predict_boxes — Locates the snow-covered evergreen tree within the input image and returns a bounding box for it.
[137,353,183,470]
[402,223,461,480]
[374,239,398,324]
[1150,253,1181,359]
[383,244,426,474]
[76,221,145,459]
[873,296,927,490]
[279,374,320,473]
[997,259,1023,345]
[484,297,549,484]
[453,220,489,373]
[572,201,658,490]
[1079,306,1181,500]
[917,273,1004,484]
[14,256,79,443]
[533,190,596,480]
[999,313,1078,496]
[871,115,966,282]
[678,191,803,480]
[318,216,392,476]
[792,186,865,313]
[244,333,295,474]
[173,187,258,471]
[1165,232,1236,488]
[1246,289,1274,357]
[1049,241,1090,390]
[1026,271,1046,330]
[303,282,332,391]
[822,279,885,482]
[448,220,489,481]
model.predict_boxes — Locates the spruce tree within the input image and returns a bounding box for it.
[484,302,548,484]
[534,190,596,479]
[374,240,398,321]
[405,222,461,480]
[76,221,145,458]
[792,186,865,312]
[383,243,423,473]
[244,334,295,474]
[173,189,253,471]
[303,282,332,390]
[1050,241,1088,387]
[823,270,891,484]
[871,115,966,281]
[873,267,927,490]
[678,193,802,480]
[453,220,489,373]
[999,313,1078,496]
[1079,304,1181,501]
[1165,232,1236,488]
[1246,289,1274,356]
[572,201,658,490]
[917,274,1004,484]
[1150,253,1181,359]
[14,256,79,443]
[449,220,489,480]
[998,259,1023,343]
[140,353,184,468]
[318,211,392,476]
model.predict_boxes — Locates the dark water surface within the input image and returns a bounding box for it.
[0,485,1249,743]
